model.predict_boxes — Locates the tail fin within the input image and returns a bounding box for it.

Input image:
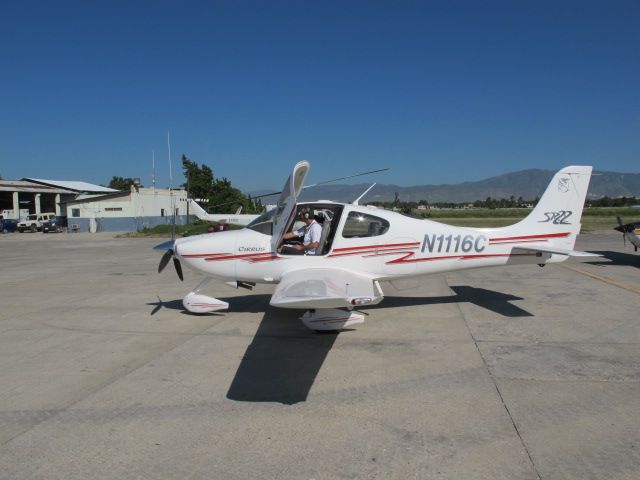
[188,199,210,220]
[503,166,593,250]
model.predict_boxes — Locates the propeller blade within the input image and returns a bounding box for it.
[173,257,184,281]
[154,239,175,251]
[158,249,173,273]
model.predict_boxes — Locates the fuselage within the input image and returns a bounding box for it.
[175,201,572,284]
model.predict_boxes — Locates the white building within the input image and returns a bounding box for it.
[63,186,189,233]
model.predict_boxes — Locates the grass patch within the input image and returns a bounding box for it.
[117,221,243,238]
[418,207,638,230]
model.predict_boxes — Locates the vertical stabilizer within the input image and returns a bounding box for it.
[188,199,209,220]
[503,166,593,250]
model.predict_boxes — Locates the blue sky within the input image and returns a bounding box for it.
[1,0,638,191]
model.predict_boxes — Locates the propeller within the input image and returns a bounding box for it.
[154,239,184,281]
[615,216,631,246]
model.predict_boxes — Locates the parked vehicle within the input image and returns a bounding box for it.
[0,216,18,233]
[17,213,57,232]
[42,216,67,233]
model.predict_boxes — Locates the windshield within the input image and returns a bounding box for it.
[27,215,37,220]
[247,208,275,236]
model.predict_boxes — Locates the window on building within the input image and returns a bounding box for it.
[342,211,389,238]
[161,208,165,217]
[71,208,80,218]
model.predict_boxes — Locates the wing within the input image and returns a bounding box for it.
[270,268,384,309]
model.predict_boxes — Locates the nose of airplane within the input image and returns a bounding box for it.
[172,231,239,277]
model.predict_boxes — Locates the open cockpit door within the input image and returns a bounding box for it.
[270,160,310,252]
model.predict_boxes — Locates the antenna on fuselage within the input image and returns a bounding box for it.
[351,183,377,205]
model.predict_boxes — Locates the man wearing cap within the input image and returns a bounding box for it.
[279,207,322,255]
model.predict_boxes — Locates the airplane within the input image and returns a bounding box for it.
[157,161,595,331]
[188,199,260,227]
[614,216,640,251]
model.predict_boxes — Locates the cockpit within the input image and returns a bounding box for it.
[247,202,391,256]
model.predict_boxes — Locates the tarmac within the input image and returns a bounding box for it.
[0,230,638,479]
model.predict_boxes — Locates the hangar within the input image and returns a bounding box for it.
[0,178,115,219]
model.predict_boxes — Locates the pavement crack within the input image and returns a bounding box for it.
[445,275,543,480]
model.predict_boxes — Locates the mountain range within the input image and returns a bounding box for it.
[255,169,640,204]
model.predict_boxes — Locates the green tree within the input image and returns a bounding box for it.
[109,176,139,190]
[181,155,263,214]
[182,155,215,200]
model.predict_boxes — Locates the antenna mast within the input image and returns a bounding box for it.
[152,150,156,192]
[167,131,175,238]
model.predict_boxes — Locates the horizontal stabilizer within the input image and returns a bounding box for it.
[516,246,601,257]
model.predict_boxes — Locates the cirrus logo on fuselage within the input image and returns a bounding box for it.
[238,246,266,253]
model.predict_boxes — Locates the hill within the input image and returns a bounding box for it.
[287,169,640,203]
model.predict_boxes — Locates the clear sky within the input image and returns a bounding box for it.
[1,0,638,191]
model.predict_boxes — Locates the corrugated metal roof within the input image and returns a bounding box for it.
[63,191,130,204]
[0,180,76,194]
[23,178,118,193]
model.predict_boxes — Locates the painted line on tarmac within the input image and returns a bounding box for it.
[560,264,640,295]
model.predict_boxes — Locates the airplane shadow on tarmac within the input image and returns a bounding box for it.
[584,250,640,269]
[225,285,532,405]
[150,286,532,404]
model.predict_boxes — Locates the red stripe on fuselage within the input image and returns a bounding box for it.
[489,232,570,243]
[385,252,539,264]
[331,242,420,253]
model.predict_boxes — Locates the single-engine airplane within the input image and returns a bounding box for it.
[615,217,640,251]
[188,199,260,226]
[157,161,595,330]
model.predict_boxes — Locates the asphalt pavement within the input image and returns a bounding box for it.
[0,230,638,479]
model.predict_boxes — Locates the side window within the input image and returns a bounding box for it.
[342,212,389,238]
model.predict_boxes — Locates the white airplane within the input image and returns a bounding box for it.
[614,217,640,251]
[157,161,595,331]
[188,199,260,226]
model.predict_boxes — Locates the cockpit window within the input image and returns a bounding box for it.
[247,208,275,236]
[342,211,389,238]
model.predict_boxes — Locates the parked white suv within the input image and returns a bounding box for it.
[18,213,57,232]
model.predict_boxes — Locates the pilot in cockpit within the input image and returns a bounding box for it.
[278,207,322,255]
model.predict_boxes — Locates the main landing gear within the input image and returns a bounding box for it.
[300,309,365,331]
[182,278,229,313]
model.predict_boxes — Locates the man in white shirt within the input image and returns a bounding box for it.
[279,207,322,255]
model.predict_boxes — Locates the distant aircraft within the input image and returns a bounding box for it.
[615,217,640,251]
[188,199,260,227]
[157,161,596,331]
